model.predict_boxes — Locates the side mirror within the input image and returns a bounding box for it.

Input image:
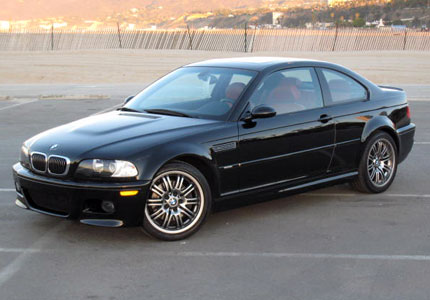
[124,95,135,104]
[247,105,276,120]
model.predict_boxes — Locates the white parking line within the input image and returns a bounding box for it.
[408,98,428,101]
[0,99,38,112]
[147,251,430,262]
[91,103,123,116]
[415,142,430,145]
[0,221,67,288]
[1,247,430,262]
[302,193,430,198]
[0,189,15,192]
[0,248,41,253]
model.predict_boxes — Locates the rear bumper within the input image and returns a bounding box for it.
[13,163,150,227]
[397,123,416,163]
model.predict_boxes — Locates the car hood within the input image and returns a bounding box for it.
[26,111,220,160]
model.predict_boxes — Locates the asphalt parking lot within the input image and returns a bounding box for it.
[1,83,430,300]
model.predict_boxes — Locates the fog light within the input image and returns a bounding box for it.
[120,190,139,197]
[15,199,28,209]
[101,200,115,213]
[15,181,22,193]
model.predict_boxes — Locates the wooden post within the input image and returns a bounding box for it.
[244,22,248,53]
[186,25,193,50]
[332,23,338,52]
[117,22,123,49]
[251,24,259,53]
[51,23,54,50]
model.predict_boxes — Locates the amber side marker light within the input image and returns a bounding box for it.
[120,190,139,197]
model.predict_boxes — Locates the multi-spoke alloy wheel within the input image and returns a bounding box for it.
[367,138,395,187]
[143,162,211,240]
[352,132,398,193]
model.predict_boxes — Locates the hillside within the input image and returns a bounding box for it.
[1,0,263,20]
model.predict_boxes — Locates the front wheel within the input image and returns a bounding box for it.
[351,132,398,193]
[143,162,211,241]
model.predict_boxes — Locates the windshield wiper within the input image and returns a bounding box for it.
[117,107,142,113]
[144,108,193,118]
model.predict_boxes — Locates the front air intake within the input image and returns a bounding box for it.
[48,156,69,175]
[31,153,47,172]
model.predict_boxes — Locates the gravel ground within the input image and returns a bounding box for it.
[0,50,429,84]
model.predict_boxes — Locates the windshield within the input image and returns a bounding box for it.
[125,66,257,120]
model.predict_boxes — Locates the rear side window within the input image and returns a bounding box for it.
[320,69,367,104]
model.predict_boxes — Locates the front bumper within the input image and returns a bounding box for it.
[13,163,150,227]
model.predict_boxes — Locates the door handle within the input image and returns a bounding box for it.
[318,114,332,123]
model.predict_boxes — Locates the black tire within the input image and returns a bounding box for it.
[351,131,398,193]
[142,161,212,241]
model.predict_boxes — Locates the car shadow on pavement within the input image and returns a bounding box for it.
[21,183,354,245]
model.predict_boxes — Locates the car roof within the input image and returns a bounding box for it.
[185,56,379,95]
[185,57,325,72]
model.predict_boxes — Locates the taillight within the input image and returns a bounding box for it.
[406,106,411,119]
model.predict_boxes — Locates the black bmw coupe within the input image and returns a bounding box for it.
[13,57,415,240]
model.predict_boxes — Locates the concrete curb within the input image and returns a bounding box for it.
[0,95,110,101]
[38,95,110,100]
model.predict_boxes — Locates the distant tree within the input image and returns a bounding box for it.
[373,12,382,20]
[383,6,392,14]
[412,17,421,27]
[353,17,365,27]
[259,13,273,25]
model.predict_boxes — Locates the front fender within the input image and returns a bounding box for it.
[137,142,215,181]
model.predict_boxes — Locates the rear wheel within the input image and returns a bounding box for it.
[143,162,211,241]
[351,132,397,193]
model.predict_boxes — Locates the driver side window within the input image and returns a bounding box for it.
[249,68,323,115]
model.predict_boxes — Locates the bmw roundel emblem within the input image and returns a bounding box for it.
[50,144,59,151]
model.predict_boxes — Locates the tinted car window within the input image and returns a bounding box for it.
[321,69,367,104]
[249,67,323,115]
[126,67,256,120]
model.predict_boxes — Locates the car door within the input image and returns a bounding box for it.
[316,68,370,173]
[238,67,335,191]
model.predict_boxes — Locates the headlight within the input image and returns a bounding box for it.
[20,144,30,169]
[75,159,138,178]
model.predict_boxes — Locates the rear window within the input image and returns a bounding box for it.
[321,69,367,104]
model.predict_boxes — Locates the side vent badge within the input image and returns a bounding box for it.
[212,142,237,153]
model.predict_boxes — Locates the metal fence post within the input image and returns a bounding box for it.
[403,29,407,50]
